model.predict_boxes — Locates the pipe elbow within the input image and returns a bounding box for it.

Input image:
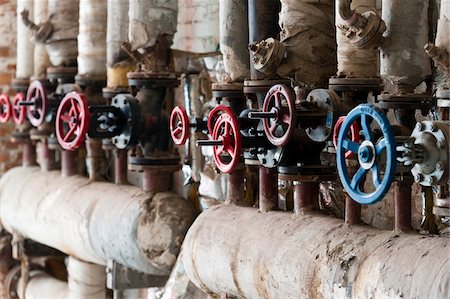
[338,0,354,21]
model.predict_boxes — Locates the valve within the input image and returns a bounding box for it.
[249,84,296,146]
[207,105,235,135]
[333,116,360,159]
[55,92,90,151]
[336,104,397,205]
[170,106,189,145]
[25,80,48,127]
[12,93,26,125]
[0,94,11,123]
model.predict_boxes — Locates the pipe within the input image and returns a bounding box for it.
[114,149,128,185]
[338,0,353,21]
[394,180,413,231]
[183,205,450,299]
[380,0,431,91]
[293,182,319,213]
[46,0,79,67]
[259,167,278,212]
[219,0,249,82]
[16,0,34,81]
[226,168,246,205]
[344,196,361,225]
[32,0,50,80]
[248,0,281,80]
[77,0,107,81]
[0,167,196,275]
[61,150,77,177]
[142,169,172,193]
[18,257,106,299]
[86,138,105,181]
[37,141,56,171]
[22,141,37,167]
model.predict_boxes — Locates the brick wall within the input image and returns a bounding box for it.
[0,0,21,174]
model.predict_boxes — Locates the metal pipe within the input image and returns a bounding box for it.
[394,180,413,231]
[293,182,319,213]
[259,167,278,212]
[248,0,281,80]
[226,167,245,205]
[183,205,450,299]
[344,196,361,225]
[338,0,353,21]
[16,0,34,81]
[32,0,50,80]
[142,169,172,193]
[86,138,104,181]
[0,167,195,275]
[37,141,55,171]
[61,150,77,177]
[114,149,128,185]
[22,142,37,167]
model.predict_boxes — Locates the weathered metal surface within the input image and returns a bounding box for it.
[183,205,450,299]
[258,167,278,212]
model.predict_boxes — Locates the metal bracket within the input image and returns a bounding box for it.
[106,260,168,290]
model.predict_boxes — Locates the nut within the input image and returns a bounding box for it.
[436,162,443,171]
[414,173,422,183]
[415,122,423,132]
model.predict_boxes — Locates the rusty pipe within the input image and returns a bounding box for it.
[293,182,319,213]
[114,149,128,185]
[61,150,77,177]
[344,196,361,225]
[338,0,354,21]
[394,180,413,231]
[226,167,246,205]
[86,138,104,181]
[22,142,36,167]
[142,169,172,193]
[37,141,56,171]
[258,167,278,212]
[183,205,449,299]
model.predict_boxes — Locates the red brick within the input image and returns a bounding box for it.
[0,47,9,57]
[0,73,11,84]
[7,64,15,71]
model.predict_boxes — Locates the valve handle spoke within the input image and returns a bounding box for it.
[170,106,190,145]
[212,112,242,173]
[342,138,360,154]
[375,138,387,155]
[360,114,372,141]
[350,166,367,189]
[372,162,381,188]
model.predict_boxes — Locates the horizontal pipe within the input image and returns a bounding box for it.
[183,205,449,298]
[0,167,195,275]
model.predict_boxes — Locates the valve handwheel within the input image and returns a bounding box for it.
[333,116,360,159]
[207,105,234,135]
[55,92,90,151]
[26,80,47,127]
[336,104,396,205]
[262,84,296,146]
[0,94,11,123]
[170,106,190,145]
[12,93,26,125]
[212,112,242,173]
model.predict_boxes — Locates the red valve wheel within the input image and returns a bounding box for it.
[333,116,360,159]
[262,84,297,146]
[0,94,11,123]
[55,92,90,151]
[212,112,242,173]
[26,81,47,127]
[12,93,26,125]
[207,105,234,135]
[170,106,190,145]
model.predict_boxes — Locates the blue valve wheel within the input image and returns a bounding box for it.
[336,104,396,205]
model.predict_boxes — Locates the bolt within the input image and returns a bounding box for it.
[436,162,443,171]
[425,176,435,185]
[429,123,437,132]
[415,122,423,132]
[414,173,423,183]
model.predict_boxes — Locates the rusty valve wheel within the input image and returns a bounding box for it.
[25,80,48,127]
[197,109,242,173]
[170,106,190,145]
[12,93,26,125]
[0,94,11,123]
[55,92,90,151]
[249,84,296,147]
[333,116,360,159]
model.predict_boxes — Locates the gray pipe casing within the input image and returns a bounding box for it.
[183,205,449,299]
[0,167,196,275]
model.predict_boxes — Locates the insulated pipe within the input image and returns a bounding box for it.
[183,205,450,299]
[219,0,249,82]
[336,0,379,77]
[16,0,34,81]
[380,0,431,91]
[46,0,79,67]
[18,257,106,299]
[77,0,107,81]
[32,0,50,80]
[248,0,281,80]
[0,167,196,275]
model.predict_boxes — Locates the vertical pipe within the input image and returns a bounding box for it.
[61,150,77,177]
[38,141,55,171]
[16,0,34,81]
[22,142,36,167]
[259,167,278,212]
[345,196,361,225]
[394,181,413,231]
[248,0,281,80]
[226,168,245,205]
[114,149,128,185]
[293,182,319,213]
[142,169,171,193]
[32,0,50,80]
[86,138,104,181]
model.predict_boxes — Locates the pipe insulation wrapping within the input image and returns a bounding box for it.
[128,0,178,51]
[433,0,450,87]
[173,0,219,53]
[380,0,431,89]
[277,0,336,88]
[18,271,68,299]
[219,0,249,82]
[0,167,196,275]
[336,0,379,77]
[183,205,450,299]
[33,0,50,80]
[46,0,79,67]
[77,0,107,80]
[16,0,34,79]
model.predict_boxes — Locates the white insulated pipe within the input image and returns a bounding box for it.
[335,0,379,77]
[0,167,196,275]
[128,0,178,51]
[18,257,106,299]
[16,0,34,80]
[77,0,107,80]
[32,0,50,80]
[183,205,450,299]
